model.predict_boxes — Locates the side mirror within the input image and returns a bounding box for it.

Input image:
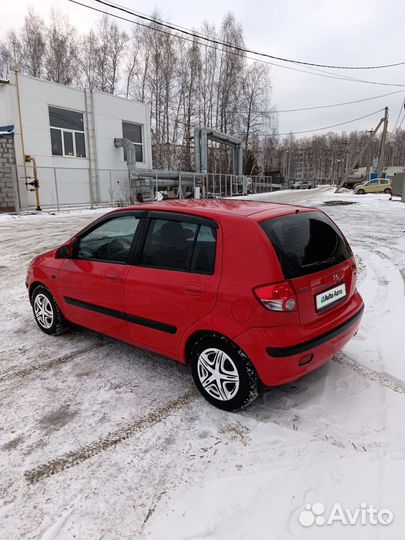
[55,237,78,259]
[55,245,69,259]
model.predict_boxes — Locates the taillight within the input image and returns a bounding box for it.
[254,281,297,312]
[352,260,357,290]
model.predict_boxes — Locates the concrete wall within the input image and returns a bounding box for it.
[0,138,17,211]
[0,73,152,209]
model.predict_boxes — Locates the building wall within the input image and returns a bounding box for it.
[0,138,17,211]
[0,73,152,209]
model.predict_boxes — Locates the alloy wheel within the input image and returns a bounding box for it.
[34,293,54,329]
[196,347,240,401]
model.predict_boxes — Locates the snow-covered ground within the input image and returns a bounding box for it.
[0,187,404,540]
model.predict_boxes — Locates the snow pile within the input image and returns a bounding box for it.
[0,187,403,540]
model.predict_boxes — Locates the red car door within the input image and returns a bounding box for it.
[58,212,142,341]
[124,213,221,358]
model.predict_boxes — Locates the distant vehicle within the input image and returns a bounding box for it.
[290,180,312,190]
[354,178,392,195]
[27,200,363,411]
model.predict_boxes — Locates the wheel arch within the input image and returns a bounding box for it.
[183,330,234,364]
[29,281,46,302]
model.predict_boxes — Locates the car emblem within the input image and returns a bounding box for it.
[332,273,340,282]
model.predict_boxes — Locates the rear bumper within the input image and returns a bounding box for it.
[266,305,364,358]
[234,295,364,387]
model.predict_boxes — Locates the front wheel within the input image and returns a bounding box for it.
[190,334,259,411]
[357,189,365,194]
[31,285,69,335]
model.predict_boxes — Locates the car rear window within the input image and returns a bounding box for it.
[259,211,352,278]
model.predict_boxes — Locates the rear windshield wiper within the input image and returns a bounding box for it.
[301,256,336,268]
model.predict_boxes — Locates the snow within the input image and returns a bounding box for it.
[0,187,404,540]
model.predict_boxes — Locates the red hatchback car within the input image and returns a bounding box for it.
[27,200,364,411]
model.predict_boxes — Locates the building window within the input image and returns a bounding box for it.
[122,121,143,162]
[49,106,86,158]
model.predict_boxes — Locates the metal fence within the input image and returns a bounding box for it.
[14,165,131,211]
[13,165,285,211]
[131,172,283,202]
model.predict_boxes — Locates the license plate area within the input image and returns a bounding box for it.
[316,283,346,311]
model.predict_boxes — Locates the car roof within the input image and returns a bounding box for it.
[112,198,315,221]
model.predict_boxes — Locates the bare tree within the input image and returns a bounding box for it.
[77,30,99,90]
[20,9,46,78]
[45,10,78,85]
[91,16,128,94]
[0,39,13,79]
[240,62,273,173]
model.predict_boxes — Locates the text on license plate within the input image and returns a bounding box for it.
[316,283,346,311]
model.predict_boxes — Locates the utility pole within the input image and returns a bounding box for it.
[364,129,374,180]
[335,110,385,193]
[376,106,389,178]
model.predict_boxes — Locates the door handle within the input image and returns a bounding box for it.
[104,272,120,281]
[185,284,203,296]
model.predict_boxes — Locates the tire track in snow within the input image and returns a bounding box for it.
[333,352,405,393]
[0,342,109,384]
[24,390,196,484]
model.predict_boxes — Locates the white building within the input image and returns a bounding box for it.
[0,73,152,210]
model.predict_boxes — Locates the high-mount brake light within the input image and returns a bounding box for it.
[254,281,297,312]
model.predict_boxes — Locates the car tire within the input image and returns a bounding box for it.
[190,334,259,411]
[384,188,392,194]
[357,189,365,194]
[31,285,69,335]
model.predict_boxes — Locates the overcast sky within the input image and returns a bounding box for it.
[1,0,404,137]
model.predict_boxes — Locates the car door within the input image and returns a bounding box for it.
[58,212,143,341]
[366,179,379,193]
[379,179,390,192]
[124,212,222,357]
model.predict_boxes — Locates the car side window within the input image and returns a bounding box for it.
[77,215,140,263]
[140,218,217,273]
[369,179,378,185]
[380,179,389,184]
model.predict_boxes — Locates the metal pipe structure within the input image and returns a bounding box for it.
[12,41,28,185]
[194,127,244,176]
[24,155,41,211]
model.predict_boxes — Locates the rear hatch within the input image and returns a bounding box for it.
[259,210,356,325]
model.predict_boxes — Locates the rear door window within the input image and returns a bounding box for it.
[140,219,217,273]
[260,211,352,278]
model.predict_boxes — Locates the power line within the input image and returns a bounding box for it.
[278,90,404,112]
[265,59,405,87]
[391,97,405,133]
[90,0,405,71]
[69,0,405,88]
[273,108,385,136]
[394,113,405,134]
[225,90,404,114]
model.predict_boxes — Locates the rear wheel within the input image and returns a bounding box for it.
[190,334,259,411]
[384,188,392,194]
[31,285,68,335]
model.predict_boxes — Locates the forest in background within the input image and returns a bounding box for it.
[1,8,404,179]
